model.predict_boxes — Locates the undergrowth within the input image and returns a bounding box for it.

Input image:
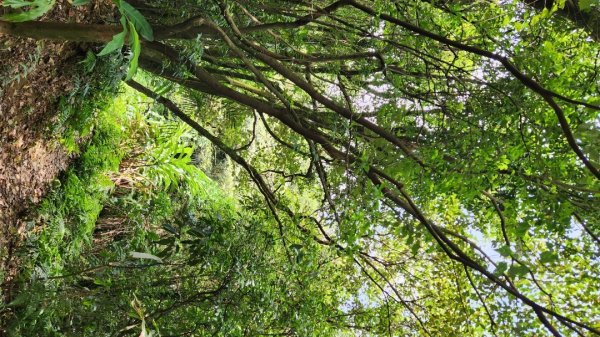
[51,50,126,153]
[0,52,127,333]
[2,105,126,336]
[1,76,234,335]
[28,103,126,278]
[16,51,129,278]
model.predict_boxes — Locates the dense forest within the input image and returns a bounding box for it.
[0,0,599,336]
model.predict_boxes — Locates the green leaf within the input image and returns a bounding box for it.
[162,223,179,236]
[79,50,96,73]
[97,30,127,56]
[72,0,91,5]
[1,0,55,22]
[507,264,530,278]
[540,251,558,264]
[6,293,29,307]
[155,237,175,246]
[2,0,38,8]
[296,251,305,264]
[126,20,141,80]
[410,241,421,255]
[514,222,529,237]
[187,227,204,237]
[120,0,153,41]
[579,0,596,11]
[496,155,510,170]
[494,262,508,275]
[130,251,163,263]
[155,81,174,96]
[497,245,512,257]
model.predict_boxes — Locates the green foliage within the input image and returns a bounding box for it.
[4,83,237,335]
[4,0,600,336]
[21,101,126,278]
[579,0,598,11]
[95,0,153,80]
[72,0,91,5]
[52,51,125,153]
[3,107,126,335]
[1,0,153,81]
[1,0,55,22]
[0,42,42,92]
[118,0,153,41]
[126,20,140,80]
[96,30,127,57]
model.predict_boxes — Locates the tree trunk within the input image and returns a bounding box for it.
[0,20,120,42]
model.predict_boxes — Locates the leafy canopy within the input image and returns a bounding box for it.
[4,0,600,336]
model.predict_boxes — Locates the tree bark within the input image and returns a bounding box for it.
[0,20,121,42]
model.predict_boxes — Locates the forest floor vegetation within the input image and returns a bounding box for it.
[0,0,116,308]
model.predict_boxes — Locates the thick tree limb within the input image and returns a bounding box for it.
[0,20,120,42]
